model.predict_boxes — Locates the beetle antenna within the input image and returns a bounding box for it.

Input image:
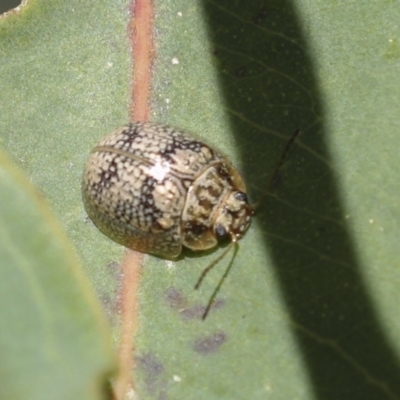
[269,129,300,188]
[201,242,239,320]
[194,241,235,290]
[253,128,301,208]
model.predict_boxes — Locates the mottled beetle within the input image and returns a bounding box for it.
[82,122,254,259]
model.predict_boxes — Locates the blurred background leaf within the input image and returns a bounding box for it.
[0,150,114,399]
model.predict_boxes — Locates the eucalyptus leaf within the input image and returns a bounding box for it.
[0,149,114,400]
[1,1,400,399]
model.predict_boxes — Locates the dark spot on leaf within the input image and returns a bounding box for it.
[107,260,122,282]
[164,287,187,310]
[99,293,118,326]
[96,260,122,325]
[193,331,227,355]
[136,353,167,398]
[138,353,164,376]
[180,298,226,321]
[165,287,226,321]
[180,304,207,320]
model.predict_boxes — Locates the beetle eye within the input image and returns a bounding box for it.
[215,224,228,239]
[234,191,248,202]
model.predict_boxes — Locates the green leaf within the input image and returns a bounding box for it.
[138,1,400,399]
[1,1,400,399]
[0,149,114,400]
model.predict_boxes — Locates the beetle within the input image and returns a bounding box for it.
[82,122,298,318]
[82,122,254,259]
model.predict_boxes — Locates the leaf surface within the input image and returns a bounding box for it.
[0,150,114,400]
[1,1,400,399]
